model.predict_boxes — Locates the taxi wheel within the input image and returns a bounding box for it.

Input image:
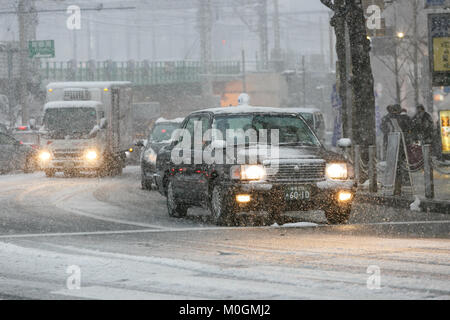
[167,181,188,218]
[209,185,236,226]
[45,169,55,178]
[324,205,351,225]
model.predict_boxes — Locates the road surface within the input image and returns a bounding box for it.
[0,167,449,300]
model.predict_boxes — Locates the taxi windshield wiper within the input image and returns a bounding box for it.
[278,142,317,147]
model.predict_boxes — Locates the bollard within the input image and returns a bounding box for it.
[369,145,378,193]
[423,144,435,199]
[354,145,360,186]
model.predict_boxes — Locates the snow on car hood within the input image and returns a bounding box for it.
[236,145,326,164]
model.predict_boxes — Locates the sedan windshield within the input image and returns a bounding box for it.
[43,107,97,139]
[212,114,320,147]
[150,123,181,143]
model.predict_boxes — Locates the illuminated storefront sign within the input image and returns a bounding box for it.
[441,110,450,154]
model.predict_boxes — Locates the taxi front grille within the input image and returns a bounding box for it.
[53,149,84,160]
[265,163,326,182]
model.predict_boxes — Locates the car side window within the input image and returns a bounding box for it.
[315,114,321,129]
[183,116,200,138]
[318,114,325,129]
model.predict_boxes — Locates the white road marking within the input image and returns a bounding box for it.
[52,286,194,300]
[0,220,449,240]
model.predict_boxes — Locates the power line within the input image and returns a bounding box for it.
[0,6,136,15]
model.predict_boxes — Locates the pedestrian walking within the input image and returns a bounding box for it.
[412,105,434,145]
[381,105,396,159]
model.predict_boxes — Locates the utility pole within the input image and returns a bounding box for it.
[17,0,37,126]
[302,56,307,106]
[256,0,269,70]
[198,0,213,106]
[242,49,247,93]
[126,16,132,61]
[272,0,282,70]
[73,31,78,61]
[394,38,401,104]
[87,12,93,60]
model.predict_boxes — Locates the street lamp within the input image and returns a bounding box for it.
[393,31,408,104]
[396,32,405,39]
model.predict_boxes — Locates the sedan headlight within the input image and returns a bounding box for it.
[85,150,99,161]
[231,165,266,181]
[143,148,157,164]
[326,163,348,180]
[39,151,51,162]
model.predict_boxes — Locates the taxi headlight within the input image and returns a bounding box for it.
[326,163,348,180]
[232,165,266,181]
[39,151,51,161]
[85,150,98,161]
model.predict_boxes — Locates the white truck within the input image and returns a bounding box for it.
[38,81,134,177]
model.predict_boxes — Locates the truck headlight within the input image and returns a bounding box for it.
[231,165,266,181]
[326,163,348,180]
[39,151,51,162]
[143,148,157,165]
[85,150,98,161]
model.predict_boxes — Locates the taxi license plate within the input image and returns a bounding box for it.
[63,162,76,168]
[285,186,311,201]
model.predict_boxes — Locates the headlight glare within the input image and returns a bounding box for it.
[240,165,266,181]
[326,163,348,180]
[85,150,98,161]
[39,151,51,161]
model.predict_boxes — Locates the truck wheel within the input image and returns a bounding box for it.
[167,181,188,218]
[324,205,351,225]
[45,169,55,178]
[209,185,236,226]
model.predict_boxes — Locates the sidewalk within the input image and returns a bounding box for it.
[356,164,450,215]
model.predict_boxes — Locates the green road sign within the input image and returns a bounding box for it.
[28,40,55,59]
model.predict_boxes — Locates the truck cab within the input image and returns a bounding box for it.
[38,82,133,177]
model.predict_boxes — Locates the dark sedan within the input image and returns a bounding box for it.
[0,132,37,174]
[155,107,356,226]
[140,118,184,190]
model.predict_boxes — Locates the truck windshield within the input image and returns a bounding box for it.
[212,114,320,147]
[150,123,181,143]
[43,107,97,139]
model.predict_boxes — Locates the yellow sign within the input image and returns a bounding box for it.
[441,110,450,154]
[433,38,450,72]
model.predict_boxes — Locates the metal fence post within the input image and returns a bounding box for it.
[423,144,435,199]
[369,145,378,193]
[354,145,360,187]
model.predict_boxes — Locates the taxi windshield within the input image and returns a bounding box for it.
[212,114,320,147]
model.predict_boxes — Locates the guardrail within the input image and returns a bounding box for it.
[39,60,241,86]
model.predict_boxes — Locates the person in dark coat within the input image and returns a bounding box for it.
[381,105,395,159]
[412,105,434,145]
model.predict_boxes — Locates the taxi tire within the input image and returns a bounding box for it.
[45,169,55,178]
[24,157,35,174]
[167,181,188,218]
[209,185,236,226]
[324,205,351,225]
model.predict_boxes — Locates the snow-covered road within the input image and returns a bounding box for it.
[0,167,449,299]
